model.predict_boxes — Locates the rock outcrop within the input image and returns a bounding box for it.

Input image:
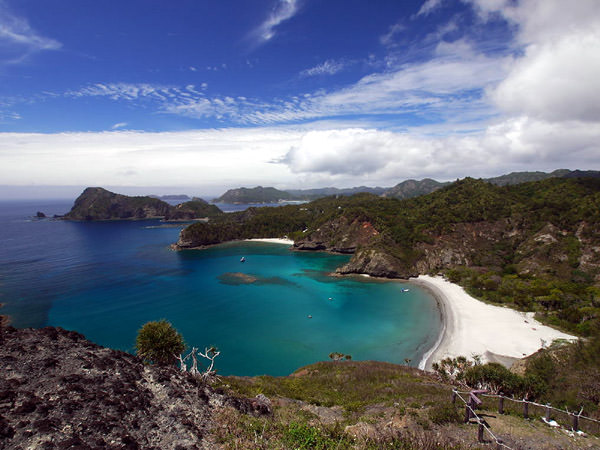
[294,217,380,254]
[64,187,222,221]
[0,326,269,449]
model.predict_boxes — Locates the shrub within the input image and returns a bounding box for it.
[135,319,185,366]
[428,403,461,425]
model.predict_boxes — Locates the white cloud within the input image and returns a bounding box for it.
[111,122,128,129]
[380,23,405,47]
[301,59,346,77]
[2,119,597,194]
[0,1,61,64]
[0,128,303,189]
[249,0,300,46]
[461,0,600,130]
[492,32,600,122]
[417,0,444,16]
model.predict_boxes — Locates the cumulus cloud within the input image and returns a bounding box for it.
[481,0,600,125]
[0,1,61,64]
[492,32,600,122]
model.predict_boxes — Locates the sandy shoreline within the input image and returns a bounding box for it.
[412,275,577,371]
[245,238,295,245]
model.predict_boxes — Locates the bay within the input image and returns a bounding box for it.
[0,200,441,376]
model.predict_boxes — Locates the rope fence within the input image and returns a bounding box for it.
[452,389,600,436]
[453,390,513,449]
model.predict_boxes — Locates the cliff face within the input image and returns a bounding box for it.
[293,216,600,282]
[0,326,269,449]
[294,217,379,254]
[64,187,222,221]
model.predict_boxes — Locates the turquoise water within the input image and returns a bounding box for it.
[1,200,441,376]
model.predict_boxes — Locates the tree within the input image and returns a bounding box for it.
[135,320,185,366]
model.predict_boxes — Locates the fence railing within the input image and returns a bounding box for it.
[452,389,600,447]
[453,390,513,449]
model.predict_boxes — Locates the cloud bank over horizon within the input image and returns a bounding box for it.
[0,0,598,193]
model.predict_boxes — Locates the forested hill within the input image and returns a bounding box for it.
[64,187,223,220]
[212,186,298,204]
[176,177,600,336]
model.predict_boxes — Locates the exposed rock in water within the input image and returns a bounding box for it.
[35,211,46,218]
[0,326,270,449]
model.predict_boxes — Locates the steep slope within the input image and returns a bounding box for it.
[0,326,274,449]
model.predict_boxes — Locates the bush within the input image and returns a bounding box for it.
[135,320,185,366]
[428,403,461,425]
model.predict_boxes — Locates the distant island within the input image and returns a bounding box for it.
[211,169,600,204]
[149,194,191,201]
[63,187,222,221]
[212,186,298,204]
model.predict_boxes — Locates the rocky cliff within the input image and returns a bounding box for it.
[64,188,222,221]
[293,216,380,254]
[0,326,270,449]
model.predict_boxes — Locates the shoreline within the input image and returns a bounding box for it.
[412,275,577,371]
[245,238,294,245]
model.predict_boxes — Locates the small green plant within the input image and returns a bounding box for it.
[135,319,185,366]
[428,403,461,425]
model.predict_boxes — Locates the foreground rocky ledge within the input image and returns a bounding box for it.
[0,326,269,449]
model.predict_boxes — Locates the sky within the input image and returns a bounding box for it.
[0,0,599,198]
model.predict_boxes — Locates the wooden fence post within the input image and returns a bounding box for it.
[523,401,529,419]
[498,396,504,414]
[572,413,579,431]
[452,390,457,404]
[545,404,551,421]
[478,421,485,443]
[464,402,471,423]
[496,438,504,450]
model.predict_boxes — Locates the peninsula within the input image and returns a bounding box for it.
[64,187,223,221]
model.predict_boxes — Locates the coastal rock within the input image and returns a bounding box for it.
[35,211,46,218]
[0,326,266,449]
[336,247,416,278]
[294,217,379,254]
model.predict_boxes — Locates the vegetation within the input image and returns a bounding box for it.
[213,186,299,203]
[180,177,600,335]
[135,320,185,366]
[216,361,469,449]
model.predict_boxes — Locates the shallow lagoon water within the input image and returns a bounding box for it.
[0,200,441,376]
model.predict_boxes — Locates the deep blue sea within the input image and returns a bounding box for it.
[0,199,441,376]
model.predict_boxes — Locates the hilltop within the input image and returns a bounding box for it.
[212,186,298,204]
[2,324,597,449]
[63,187,222,221]
[210,169,600,204]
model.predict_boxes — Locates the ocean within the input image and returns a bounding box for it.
[0,199,441,376]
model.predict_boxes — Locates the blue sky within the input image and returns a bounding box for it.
[1,0,599,197]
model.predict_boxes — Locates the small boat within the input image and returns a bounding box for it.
[328,297,332,301]
[240,257,246,263]
[402,288,410,292]
[307,315,312,319]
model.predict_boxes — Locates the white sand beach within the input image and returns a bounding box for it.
[413,275,577,371]
[245,238,295,245]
